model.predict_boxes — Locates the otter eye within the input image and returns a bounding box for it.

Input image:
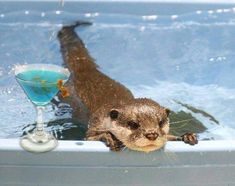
[159,120,165,128]
[127,121,140,130]
[110,109,119,120]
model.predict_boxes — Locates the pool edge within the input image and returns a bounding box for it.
[0,139,235,152]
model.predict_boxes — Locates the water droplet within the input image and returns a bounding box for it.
[85,13,92,17]
[25,11,29,15]
[176,65,180,71]
[196,10,202,14]
[84,12,99,18]
[223,9,230,13]
[139,26,146,32]
[171,15,178,20]
[209,58,214,62]
[208,10,214,14]
[55,10,61,15]
[216,9,223,13]
[142,15,158,21]
[0,14,5,18]
[41,12,46,17]
[211,56,227,62]
[93,12,99,17]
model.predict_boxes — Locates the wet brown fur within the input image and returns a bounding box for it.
[57,22,198,152]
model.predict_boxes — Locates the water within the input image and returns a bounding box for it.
[0,8,235,140]
[16,70,67,106]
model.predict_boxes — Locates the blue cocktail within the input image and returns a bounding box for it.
[16,69,68,106]
[15,64,70,153]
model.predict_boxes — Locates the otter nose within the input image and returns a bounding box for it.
[145,132,159,141]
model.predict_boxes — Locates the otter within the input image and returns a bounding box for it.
[57,21,198,152]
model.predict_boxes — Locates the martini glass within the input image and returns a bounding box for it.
[15,64,70,153]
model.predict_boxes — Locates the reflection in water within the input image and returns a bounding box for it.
[169,109,207,138]
[0,8,235,140]
[174,100,219,125]
[21,118,87,140]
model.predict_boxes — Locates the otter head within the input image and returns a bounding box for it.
[106,98,170,153]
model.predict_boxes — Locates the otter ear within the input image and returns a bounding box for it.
[165,108,170,117]
[109,109,119,120]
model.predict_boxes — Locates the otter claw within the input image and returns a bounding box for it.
[181,133,198,145]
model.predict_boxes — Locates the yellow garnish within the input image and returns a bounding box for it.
[57,79,70,98]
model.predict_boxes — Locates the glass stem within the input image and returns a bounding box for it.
[36,106,44,134]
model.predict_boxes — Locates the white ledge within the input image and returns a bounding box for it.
[0,139,235,152]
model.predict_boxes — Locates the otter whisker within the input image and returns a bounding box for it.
[121,146,128,151]
[169,118,195,125]
[170,122,188,130]
[89,129,109,133]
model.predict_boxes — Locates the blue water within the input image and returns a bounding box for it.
[0,8,235,139]
[16,70,67,106]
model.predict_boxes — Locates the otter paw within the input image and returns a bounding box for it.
[181,133,198,145]
[100,133,124,151]
[109,140,125,151]
[109,144,124,151]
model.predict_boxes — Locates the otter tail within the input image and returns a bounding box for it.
[57,21,97,72]
[57,21,134,114]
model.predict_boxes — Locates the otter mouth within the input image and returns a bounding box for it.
[127,143,163,153]
[125,137,167,153]
[139,144,161,150]
[143,144,158,148]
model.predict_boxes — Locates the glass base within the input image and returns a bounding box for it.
[20,131,58,153]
